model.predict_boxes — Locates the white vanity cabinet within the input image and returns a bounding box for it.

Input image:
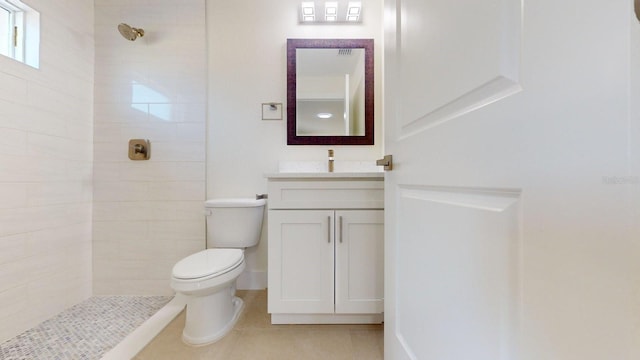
[266,173,384,324]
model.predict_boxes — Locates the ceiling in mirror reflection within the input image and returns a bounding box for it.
[297,48,364,76]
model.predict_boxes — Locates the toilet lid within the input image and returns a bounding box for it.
[172,249,244,280]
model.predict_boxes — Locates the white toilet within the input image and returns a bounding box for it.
[170,198,265,346]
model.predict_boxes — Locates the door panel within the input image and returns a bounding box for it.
[385,0,638,359]
[398,0,521,136]
[396,187,519,359]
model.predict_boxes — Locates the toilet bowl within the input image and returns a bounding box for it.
[170,198,265,346]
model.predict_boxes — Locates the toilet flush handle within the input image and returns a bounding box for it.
[204,209,213,216]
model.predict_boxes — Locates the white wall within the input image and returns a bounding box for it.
[93,0,207,295]
[206,0,383,288]
[0,0,94,342]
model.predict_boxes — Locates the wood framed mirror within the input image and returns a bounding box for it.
[287,38,374,145]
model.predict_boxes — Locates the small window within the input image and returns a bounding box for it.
[0,0,39,68]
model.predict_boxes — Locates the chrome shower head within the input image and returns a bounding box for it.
[118,23,144,41]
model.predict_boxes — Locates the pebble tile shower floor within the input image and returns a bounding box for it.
[0,296,172,360]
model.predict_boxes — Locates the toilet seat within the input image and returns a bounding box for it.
[172,249,244,280]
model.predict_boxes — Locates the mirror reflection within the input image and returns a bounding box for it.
[287,39,374,145]
[296,48,365,136]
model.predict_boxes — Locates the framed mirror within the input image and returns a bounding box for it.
[287,39,374,145]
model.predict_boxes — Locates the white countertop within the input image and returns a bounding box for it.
[265,172,384,179]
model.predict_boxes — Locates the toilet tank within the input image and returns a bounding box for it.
[205,198,266,248]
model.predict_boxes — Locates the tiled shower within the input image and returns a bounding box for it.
[0,0,94,343]
[92,0,207,296]
[0,0,207,344]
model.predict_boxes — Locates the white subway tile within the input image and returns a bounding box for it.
[66,121,93,142]
[0,103,68,138]
[120,123,175,142]
[92,239,119,259]
[0,128,27,155]
[0,204,88,238]
[173,162,206,181]
[147,181,205,201]
[119,280,173,296]
[93,83,132,104]
[28,222,91,256]
[94,103,149,124]
[148,103,205,123]
[91,0,207,295]
[27,133,81,161]
[92,279,121,295]
[118,238,154,260]
[94,124,122,143]
[0,285,28,319]
[0,234,29,265]
[148,220,205,241]
[65,160,94,181]
[0,155,65,182]
[115,202,157,221]
[172,201,207,220]
[0,259,32,293]
[93,202,122,222]
[118,162,170,182]
[93,259,119,281]
[93,181,149,202]
[151,141,205,161]
[176,123,206,141]
[27,181,91,207]
[94,142,128,162]
[27,83,78,118]
[93,220,148,242]
[93,162,121,182]
[0,183,28,209]
[0,0,95,341]
[0,72,28,104]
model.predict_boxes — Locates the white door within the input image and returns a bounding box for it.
[267,210,335,314]
[335,210,384,314]
[384,1,640,359]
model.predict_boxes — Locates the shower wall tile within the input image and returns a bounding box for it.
[0,0,94,342]
[0,184,28,209]
[93,1,207,296]
[0,234,29,265]
[0,72,28,104]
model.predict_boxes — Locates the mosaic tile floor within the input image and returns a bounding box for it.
[0,296,172,360]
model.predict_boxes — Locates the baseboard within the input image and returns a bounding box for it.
[270,313,384,324]
[236,270,267,290]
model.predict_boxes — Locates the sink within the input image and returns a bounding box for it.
[267,161,384,179]
[277,161,382,173]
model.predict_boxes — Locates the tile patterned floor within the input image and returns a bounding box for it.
[135,290,384,360]
[0,296,172,360]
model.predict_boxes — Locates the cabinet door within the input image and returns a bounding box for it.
[335,210,384,314]
[268,210,335,314]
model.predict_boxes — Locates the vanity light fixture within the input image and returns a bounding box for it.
[301,1,315,22]
[325,2,338,21]
[347,1,361,22]
[299,1,362,23]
